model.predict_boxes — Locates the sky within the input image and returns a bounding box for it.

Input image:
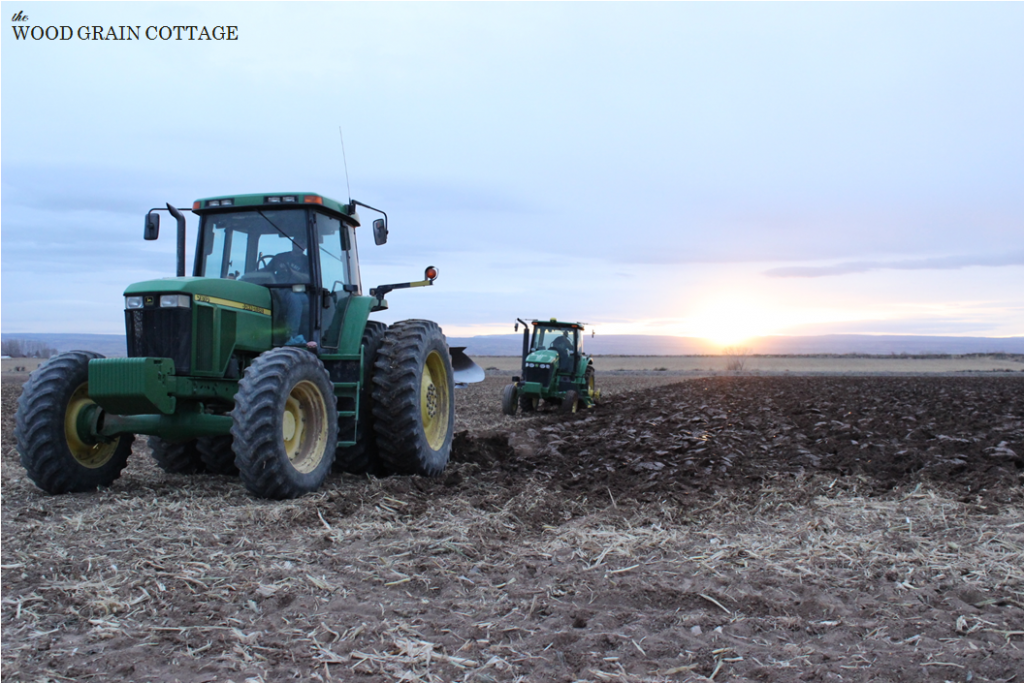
[2,2,1022,347]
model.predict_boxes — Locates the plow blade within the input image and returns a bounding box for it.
[449,347,485,386]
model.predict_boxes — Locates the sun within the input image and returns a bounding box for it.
[695,318,757,348]
[684,296,776,348]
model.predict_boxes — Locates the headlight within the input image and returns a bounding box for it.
[160,294,191,309]
[125,296,144,309]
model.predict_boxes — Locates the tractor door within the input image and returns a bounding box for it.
[315,212,357,350]
[197,208,317,347]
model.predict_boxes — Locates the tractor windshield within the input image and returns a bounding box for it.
[531,326,578,351]
[531,326,578,369]
[197,209,312,285]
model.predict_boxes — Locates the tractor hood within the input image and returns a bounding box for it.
[124,277,272,312]
[525,349,559,366]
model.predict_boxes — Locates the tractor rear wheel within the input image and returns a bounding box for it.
[561,390,580,414]
[149,437,205,474]
[372,320,454,476]
[334,320,388,474]
[585,366,598,405]
[519,393,539,412]
[500,384,518,416]
[231,347,337,499]
[14,351,134,494]
[197,435,238,475]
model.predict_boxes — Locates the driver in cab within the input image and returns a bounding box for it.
[265,232,310,346]
[551,331,572,367]
[267,233,310,283]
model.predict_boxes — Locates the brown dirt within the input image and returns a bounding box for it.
[2,373,1022,683]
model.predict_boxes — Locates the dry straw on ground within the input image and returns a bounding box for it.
[2,373,1022,682]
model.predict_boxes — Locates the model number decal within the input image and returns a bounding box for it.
[194,294,271,316]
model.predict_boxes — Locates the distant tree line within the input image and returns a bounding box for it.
[1,339,57,358]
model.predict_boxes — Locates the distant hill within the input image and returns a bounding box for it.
[448,334,1024,356]
[4,331,1022,358]
[1,333,127,357]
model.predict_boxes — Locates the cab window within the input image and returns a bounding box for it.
[315,213,349,291]
[198,209,311,285]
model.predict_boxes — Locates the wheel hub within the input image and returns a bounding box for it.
[420,350,450,451]
[282,410,297,441]
[64,383,117,469]
[425,383,438,419]
[282,380,328,473]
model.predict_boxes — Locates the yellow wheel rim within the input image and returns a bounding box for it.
[587,373,595,397]
[282,380,329,473]
[420,350,451,451]
[64,383,117,469]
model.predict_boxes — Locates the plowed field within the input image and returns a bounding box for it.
[3,373,1022,683]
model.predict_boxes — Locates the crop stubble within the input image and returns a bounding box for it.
[2,372,1022,682]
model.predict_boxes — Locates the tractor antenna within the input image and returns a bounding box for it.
[338,126,352,203]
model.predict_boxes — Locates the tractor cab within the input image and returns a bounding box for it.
[528,321,582,375]
[193,195,362,349]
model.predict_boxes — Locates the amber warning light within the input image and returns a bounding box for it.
[425,266,439,281]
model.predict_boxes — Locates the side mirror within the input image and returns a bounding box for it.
[372,218,388,246]
[144,212,160,240]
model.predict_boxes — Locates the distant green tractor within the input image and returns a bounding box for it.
[14,192,483,499]
[501,318,600,416]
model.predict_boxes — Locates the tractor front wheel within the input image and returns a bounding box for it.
[372,320,454,476]
[519,393,539,412]
[231,347,337,499]
[561,390,580,415]
[501,384,519,416]
[149,437,205,474]
[14,351,134,494]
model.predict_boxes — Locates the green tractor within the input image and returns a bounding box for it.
[14,192,483,499]
[501,318,600,416]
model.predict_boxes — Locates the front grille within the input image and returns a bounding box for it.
[523,366,552,386]
[125,308,192,375]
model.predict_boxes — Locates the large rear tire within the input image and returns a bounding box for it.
[197,435,238,475]
[334,320,388,474]
[149,437,205,474]
[585,366,598,405]
[372,320,454,476]
[14,351,134,494]
[501,383,519,416]
[231,347,337,499]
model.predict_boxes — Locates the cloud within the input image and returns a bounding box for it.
[357,178,543,216]
[763,251,1024,278]
[1,162,201,215]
